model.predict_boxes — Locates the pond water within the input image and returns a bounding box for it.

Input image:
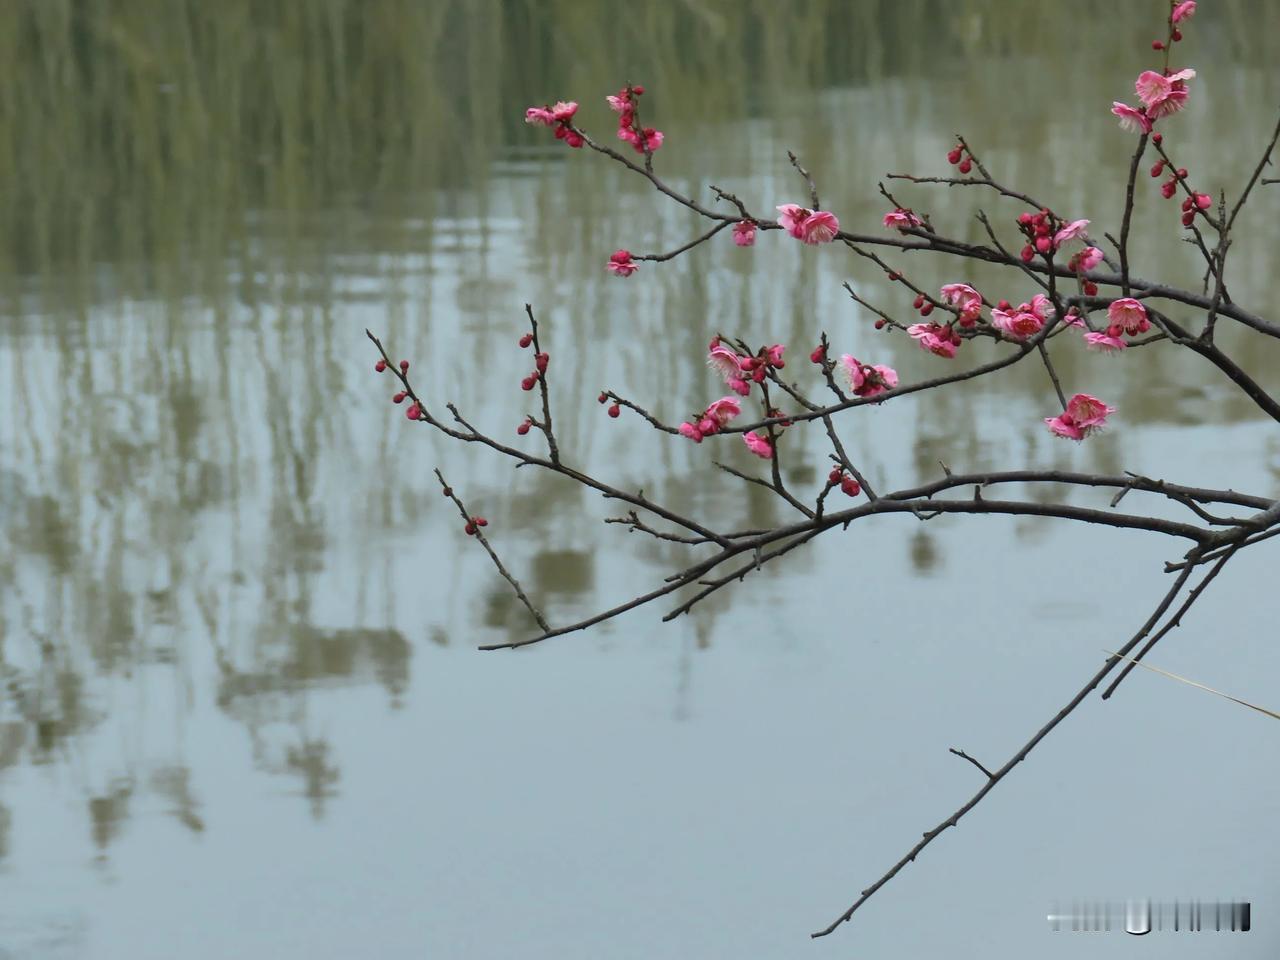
[1,2,1278,957]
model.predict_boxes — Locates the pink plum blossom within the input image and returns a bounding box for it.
[1045,393,1116,440]
[939,283,984,322]
[606,94,628,112]
[1077,246,1104,271]
[1084,332,1128,353]
[704,396,742,427]
[707,344,745,382]
[733,221,757,247]
[550,101,579,122]
[907,323,959,358]
[799,211,839,244]
[728,377,750,397]
[840,355,899,397]
[607,249,639,277]
[990,293,1052,339]
[1052,219,1090,249]
[743,431,774,459]
[1111,102,1153,134]
[775,205,840,244]
[524,107,556,126]
[1044,393,1116,441]
[764,344,786,367]
[883,208,924,230]
[1171,1,1196,23]
[1135,68,1195,119]
[1107,297,1150,335]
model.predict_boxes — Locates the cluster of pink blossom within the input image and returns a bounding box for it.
[776,204,840,244]
[991,293,1055,340]
[706,338,786,397]
[1080,298,1152,353]
[1016,210,1090,262]
[1044,393,1117,441]
[839,354,898,398]
[939,282,983,327]
[1066,244,1105,296]
[882,208,924,231]
[678,396,742,443]
[1150,158,1213,226]
[826,466,862,498]
[906,322,961,359]
[742,431,773,459]
[607,85,664,154]
[945,140,973,175]
[733,221,757,246]
[1111,3,1197,135]
[524,100,583,148]
[515,330,550,391]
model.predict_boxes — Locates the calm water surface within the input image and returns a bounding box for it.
[1,3,1279,957]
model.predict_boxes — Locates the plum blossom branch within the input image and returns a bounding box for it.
[435,469,551,633]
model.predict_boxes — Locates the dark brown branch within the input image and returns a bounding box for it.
[812,559,1202,938]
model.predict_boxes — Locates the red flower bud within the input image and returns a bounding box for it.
[464,521,476,536]
[535,352,549,373]
[912,294,925,309]
[1181,210,1195,226]
[919,302,934,317]
[809,345,826,363]
[1083,281,1098,296]
[1152,132,1163,144]
[517,420,531,435]
[841,476,861,497]
[946,147,963,164]
[1017,212,1033,226]
[874,319,887,330]
[519,333,533,348]
[399,360,409,372]
[1152,39,1164,50]
[1149,160,1165,178]
[1171,28,1182,41]
[607,403,620,418]
[521,375,537,391]
[958,158,972,174]
[997,299,1011,310]
[1034,235,1052,254]
[475,517,488,527]
[1176,167,1188,179]
[1020,245,1035,263]
[406,403,421,420]
[441,486,452,496]
[888,271,901,281]
[375,359,387,372]
[1160,179,1177,199]
[751,366,766,382]
[1195,193,1212,210]
[598,392,608,404]
[1107,323,1123,338]
[828,468,843,484]
[393,391,406,404]
[632,85,645,95]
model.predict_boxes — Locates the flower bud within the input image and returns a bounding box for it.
[519,333,533,348]
[958,158,972,174]
[441,486,452,497]
[874,319,886,330]
[535,352,549,373]
[607,403,621,418]
[1176,167,1188,179]
[1195,193,1212,210]
[912,294,925,309]
[399,360,409,372]
[1152,132,1163,144]
[464,521,476,536]
[841,476,861,497]
[919,302,934,317]
[809,345,826,364]
[406,403,421,420]
[521,375,537,391]
[517,420,531,435]
[946,147,963,164]
[598,392,608,404]
[1083,281,1098,296]
[1171,28,1183,41]
[1152,39,1164,50]
[393,391,406,404]
[1020,245,1035,263]
[1035,236,1052,254]
[375,359,387,372]
[1149,160,1165,178]
[1181,210,1195,226]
